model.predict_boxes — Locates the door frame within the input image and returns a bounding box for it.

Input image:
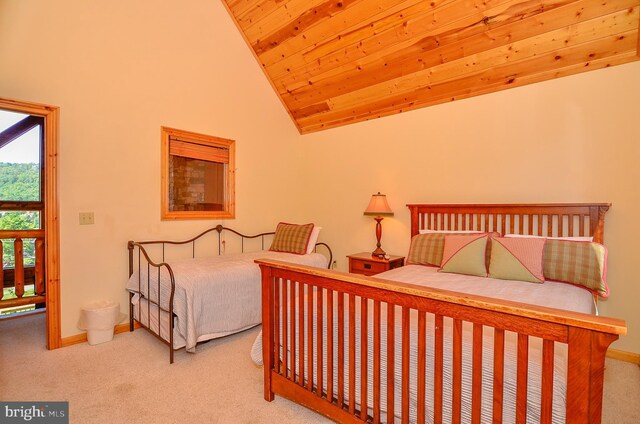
[0,96,61,349]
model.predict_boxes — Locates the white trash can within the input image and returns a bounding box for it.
[78,301,123,345]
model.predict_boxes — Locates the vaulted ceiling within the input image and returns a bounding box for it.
[223,0,640,133]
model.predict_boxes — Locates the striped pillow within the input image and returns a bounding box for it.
[269,223,314,255]
[489,237,546,283]
[544,240,608,297]
[406,233,448,266]
[439,234,489,277]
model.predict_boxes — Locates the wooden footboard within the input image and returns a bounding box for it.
[257,260,626,423]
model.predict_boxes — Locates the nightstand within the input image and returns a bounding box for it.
[347,252,405,276]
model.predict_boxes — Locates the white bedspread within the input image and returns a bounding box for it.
[251,265,594,423]
[127,251,328,352]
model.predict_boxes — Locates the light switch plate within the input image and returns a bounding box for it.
[79,212,94,225]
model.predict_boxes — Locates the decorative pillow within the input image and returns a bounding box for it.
[305,226,322,255]
[406,232,473,266]
[439,234,489,277]
[407,233,447,266]
[489,237,546,283]
[543,239,608,297]
[269,223,314,255]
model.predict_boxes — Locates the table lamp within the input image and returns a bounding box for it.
[363,192,394,258]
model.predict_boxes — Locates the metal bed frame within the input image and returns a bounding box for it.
[127,224,332,363]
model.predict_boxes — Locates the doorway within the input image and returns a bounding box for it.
[0,97,60,349]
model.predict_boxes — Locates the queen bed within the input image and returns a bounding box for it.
[255,203,626,423]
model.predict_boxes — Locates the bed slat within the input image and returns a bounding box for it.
[541,339,555,424]
[349,294,356,414]
[387,303,395,423]
[472,323,483,423]
[453,318,463,424]
[434,314,444,424]
[290,280,296,382]
[282,280,288,379]
[327,288,334,402]
[299,282,305,387]
[401,307,410,423]
[338,292,345,406]
[417,311,426,424]
[373,300,381,424]
[516,334,529,424]
[493,328,505,424]
[317,288,323,396]
[274,278,280,375]
[262,272,274,401]
[360,297,368,420]
[307,283,313,391]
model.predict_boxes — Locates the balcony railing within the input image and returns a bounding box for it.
[0,229,45,309]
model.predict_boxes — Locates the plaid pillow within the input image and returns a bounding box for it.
[407,233,448,266]
[543,240,608,297]
[407,232,498,267]
[269,222,314,255]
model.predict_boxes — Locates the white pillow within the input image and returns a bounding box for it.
[504,234,593,242]
[419,229,483,234]
[306,226,322,254]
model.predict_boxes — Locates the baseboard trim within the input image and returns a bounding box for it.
[607,348,640,365]
[60,322,140,347]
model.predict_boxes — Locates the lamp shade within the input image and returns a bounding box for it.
[363,192,394,216]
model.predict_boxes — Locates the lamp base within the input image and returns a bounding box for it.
[371,216,386,259]
[371,247,386,259]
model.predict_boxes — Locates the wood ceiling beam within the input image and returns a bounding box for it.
[0,115,44,150]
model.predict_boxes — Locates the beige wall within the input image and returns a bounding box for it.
[0,0,305,337]
[1,1,638,355]
[299,62,640,354]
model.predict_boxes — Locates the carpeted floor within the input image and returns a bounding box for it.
[1,313,639,423]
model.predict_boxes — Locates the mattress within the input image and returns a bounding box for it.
[127,250,328,352]
[251,265,594,423]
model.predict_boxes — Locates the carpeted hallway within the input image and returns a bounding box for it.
[1,313,639,423]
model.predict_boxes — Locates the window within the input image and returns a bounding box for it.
[161,127,235,220]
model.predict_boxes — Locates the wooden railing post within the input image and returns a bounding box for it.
[35,238,45,295]
[260,264,275,401]
[14,238,24,298]
[566,327,619,423]
[0,231,46,309]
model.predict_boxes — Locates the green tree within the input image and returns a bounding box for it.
[0,162,40,201]
[0,162,41,267]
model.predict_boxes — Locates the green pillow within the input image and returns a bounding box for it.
[439,234,488,277]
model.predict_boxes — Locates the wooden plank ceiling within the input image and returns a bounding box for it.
[223,0,640,133]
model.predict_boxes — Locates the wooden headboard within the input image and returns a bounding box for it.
[407,203,611,244]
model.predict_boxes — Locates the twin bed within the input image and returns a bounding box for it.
[127,224,332,363]
[126,203,626,423]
